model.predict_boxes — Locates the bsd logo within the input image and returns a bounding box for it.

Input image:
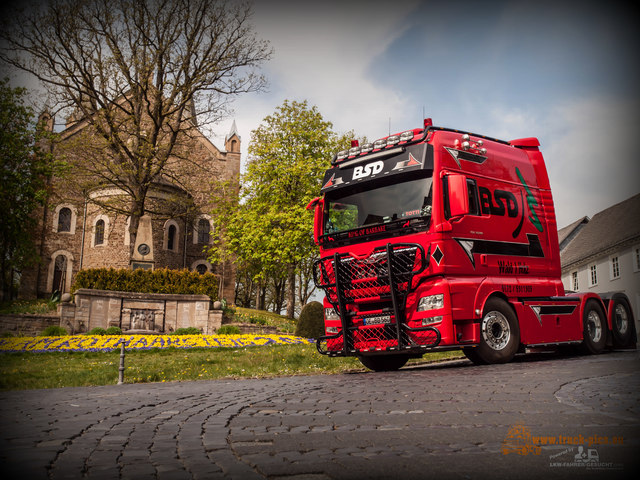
[353,161,383,180]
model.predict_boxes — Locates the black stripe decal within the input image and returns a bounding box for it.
[455,234,544,268]
[536,305,577,315]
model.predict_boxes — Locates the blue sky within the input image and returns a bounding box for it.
[215,0,640,228]
[4,0,638,228]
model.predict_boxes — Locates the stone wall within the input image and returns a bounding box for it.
[60,289,223,334]
[0,289,224,336]
[0,314,60,337]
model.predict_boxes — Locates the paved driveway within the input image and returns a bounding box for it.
[1,351,639,479]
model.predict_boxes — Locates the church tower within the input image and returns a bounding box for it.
[224,120,241,154]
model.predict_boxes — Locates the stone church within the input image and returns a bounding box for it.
[19,109,240,303]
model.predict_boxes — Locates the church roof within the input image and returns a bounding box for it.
[225,120,240,142]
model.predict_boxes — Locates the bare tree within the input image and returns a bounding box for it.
[0,0,271,255]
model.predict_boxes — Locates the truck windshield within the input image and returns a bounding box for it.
[324,175,433,235]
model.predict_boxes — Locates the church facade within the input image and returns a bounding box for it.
[19,113,241,303]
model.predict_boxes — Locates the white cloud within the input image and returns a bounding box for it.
[540,96,640,227]
[212,0,421,164]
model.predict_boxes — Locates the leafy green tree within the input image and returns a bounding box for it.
[0,79,56,300]
[209,100,352,318]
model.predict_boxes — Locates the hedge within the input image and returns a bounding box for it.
[72,268,219,300]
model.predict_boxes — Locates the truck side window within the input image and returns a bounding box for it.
[467,179,480,215]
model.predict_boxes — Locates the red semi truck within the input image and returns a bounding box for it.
[307,118,636,371]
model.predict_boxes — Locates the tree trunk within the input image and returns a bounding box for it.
[271,276,286,314]
[286,262,296,319]
[127,195,145,263]
[256,280,265,310]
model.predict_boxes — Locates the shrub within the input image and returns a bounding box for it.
[216,325,241,335]
[170,327,202,335]
[88,327,107,335]
[295,301,324,339]
[40,325,68,337]
[71,267,219,300]
[105,326,122,335]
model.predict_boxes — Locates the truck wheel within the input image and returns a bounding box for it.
[582,300,607,354]
[359,354,409,372]
[462,347,486,365]
[610,297,633,347]
[475,298,520,364]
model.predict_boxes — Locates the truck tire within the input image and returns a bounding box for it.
[462,347,486,365]
[582,300,607,354]
[474,298,520,364]
[610,297,633,348]
[359,354,409,372]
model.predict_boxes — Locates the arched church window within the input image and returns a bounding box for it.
[95,219,105,245]
[195,264,208,275]
[167,224,177,251]
[52,255,67,293]
[197,218,210,244]
[57,207,71,232]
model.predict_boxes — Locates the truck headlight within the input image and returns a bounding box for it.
[325,308,340,320]
[417,294,444,312]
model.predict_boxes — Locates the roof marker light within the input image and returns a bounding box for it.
[336,150,349,161]
[373,138,386,149]
[400,130,414,142]
[424,118,433,128]
[387,135,400,146]
[361,143,373,153]
[351,140,359,148]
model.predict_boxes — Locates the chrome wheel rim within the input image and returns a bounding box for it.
[614,304,629,335]
[482,311,510,350]
[587,310,602,343]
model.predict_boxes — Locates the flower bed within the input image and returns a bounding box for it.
[0,334,314,353]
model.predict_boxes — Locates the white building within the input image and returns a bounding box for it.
[559,194,640,338]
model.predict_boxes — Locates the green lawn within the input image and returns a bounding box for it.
[0,343,463,390]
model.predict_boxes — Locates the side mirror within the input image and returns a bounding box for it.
[446,173,469,219]
[306,197,324,244]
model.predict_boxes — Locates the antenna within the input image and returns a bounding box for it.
[388,117,391,136]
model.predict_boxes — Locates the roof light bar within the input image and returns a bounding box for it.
[332,119,432,165]
[337,147,404,169]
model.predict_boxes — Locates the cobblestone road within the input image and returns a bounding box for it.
[1,351,639,480]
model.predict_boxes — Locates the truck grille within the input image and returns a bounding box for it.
[314,243,440,356]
